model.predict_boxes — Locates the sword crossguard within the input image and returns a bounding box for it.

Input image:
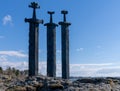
[39,20,44,24]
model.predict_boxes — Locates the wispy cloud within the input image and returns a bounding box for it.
[70,63,114,77]
[0,51,27,58]
[76,48,84,52]
[2,15,13,25]
[0,57,120,77]
[38,62,120,77]
[0,54,28,70]
[0,55,7,62]
[0,51,119,77]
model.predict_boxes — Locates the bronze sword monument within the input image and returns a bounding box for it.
[44,11,58,77]
[59,10,71,79]
[25,2,43,76]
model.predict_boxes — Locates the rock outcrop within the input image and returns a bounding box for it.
[1,75,120,91]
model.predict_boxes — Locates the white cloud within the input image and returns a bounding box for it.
[39,62,120,77]
[0,55,7,62]
[76,48,84,52]
[0,60,28,70]
[0,54,120,77]
[39,62,62,76]
[0,51,27,58]
[39,61,47,75]
[70,63,120,77]
[70,63,113,66]
[2,15,13,25]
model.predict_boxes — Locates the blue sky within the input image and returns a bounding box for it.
[1,0,120,77]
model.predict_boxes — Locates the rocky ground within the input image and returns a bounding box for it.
[1,75,120,91]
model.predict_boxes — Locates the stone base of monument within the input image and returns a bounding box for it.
[2,76,120,91]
